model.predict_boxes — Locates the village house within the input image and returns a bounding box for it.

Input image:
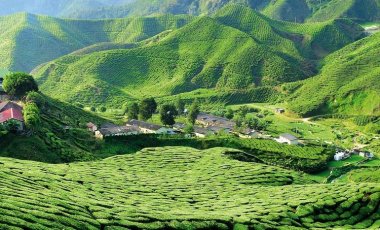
[334,150,350,161]
[0,101,24,131]
[196,113,235,130]
[359,151,374,159]
[275,108,285,114]
[238,129,259,139]
[95,125,140,140]
[275,133,299,145]
[86,122,98,132]
[193,126,212,138]
[126,119,175,135]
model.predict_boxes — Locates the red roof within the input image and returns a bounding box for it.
[0,108,24,123]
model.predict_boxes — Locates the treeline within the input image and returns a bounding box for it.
[124,97,200,127]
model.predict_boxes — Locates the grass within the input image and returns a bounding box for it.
[0,146,379,229]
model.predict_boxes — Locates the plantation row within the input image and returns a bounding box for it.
[0,147,379,229]
[107,136,331,172]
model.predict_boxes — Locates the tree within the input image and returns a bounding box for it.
[90,107,96,112]
[99,106,107,112]
[126,102,139,120]
[26,91,46,108]
[23,102,41,133]
[184,123,194,135]
[160,104,178,126]
[4,120,20,133]
[3,72,38,97]
[175,97,185,115]
[187,100,200,125]
[139,98,157,121]
[225,108,234,120]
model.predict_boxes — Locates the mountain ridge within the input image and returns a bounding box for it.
[32,5,365,108]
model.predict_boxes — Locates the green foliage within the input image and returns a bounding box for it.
[25,91,46,108]
[3,72,38,97]
[175,97,185,115]
[187,100,200,125]
[23,102,41,132]
[99,106,107,113]
[160,104,178,126]
[139,98,157,121]
[126,102,139,120]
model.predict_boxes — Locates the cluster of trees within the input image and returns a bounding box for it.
[215,105,269,131]
[2,73,41,134]
[125,97,200,127]
[3,72,39,98]
[125,98,158,121]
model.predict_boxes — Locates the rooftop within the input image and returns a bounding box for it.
[280,133,298,141]
[0,108,24,123]
[98,126,140,136]
[126,119,163,131]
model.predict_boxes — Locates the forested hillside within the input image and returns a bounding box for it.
[32,5,364,108]
[286,32,380,116]
[0,12,193,72]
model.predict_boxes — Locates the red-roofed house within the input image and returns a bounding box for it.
[0,102,24,131]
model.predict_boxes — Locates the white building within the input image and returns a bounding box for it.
[126,119,176,135]
[275,133,299,145]
[359,152,374,159]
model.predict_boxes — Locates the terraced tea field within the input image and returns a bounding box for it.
[0,147,379,229]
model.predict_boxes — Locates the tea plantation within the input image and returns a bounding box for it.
[0,147,379,229]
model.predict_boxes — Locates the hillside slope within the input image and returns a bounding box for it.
[0,147,379,229]
[33,5,364,108]
[0,94,107,163]
[0,13,193,72]
[69,0,380,23]
[286,32,380,116]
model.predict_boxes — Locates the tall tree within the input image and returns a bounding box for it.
[175,97,185,115]
[160,104,178,126]
[23,102,41,133]
[139,98,157,121]
[126,102,139,120]
[187,100,200,125]
[3,72,38,97]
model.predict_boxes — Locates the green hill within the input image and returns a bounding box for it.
[0,146,379,229]
[32,5,364,108]
[0,12,193,72]
[67,0,380,23]
[286,32,380,116]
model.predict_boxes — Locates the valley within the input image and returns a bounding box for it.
[0,1,379,229]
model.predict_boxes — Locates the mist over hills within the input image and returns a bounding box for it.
[0,0,379,23]
[56,0,380,23]
[0,0,134,17]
